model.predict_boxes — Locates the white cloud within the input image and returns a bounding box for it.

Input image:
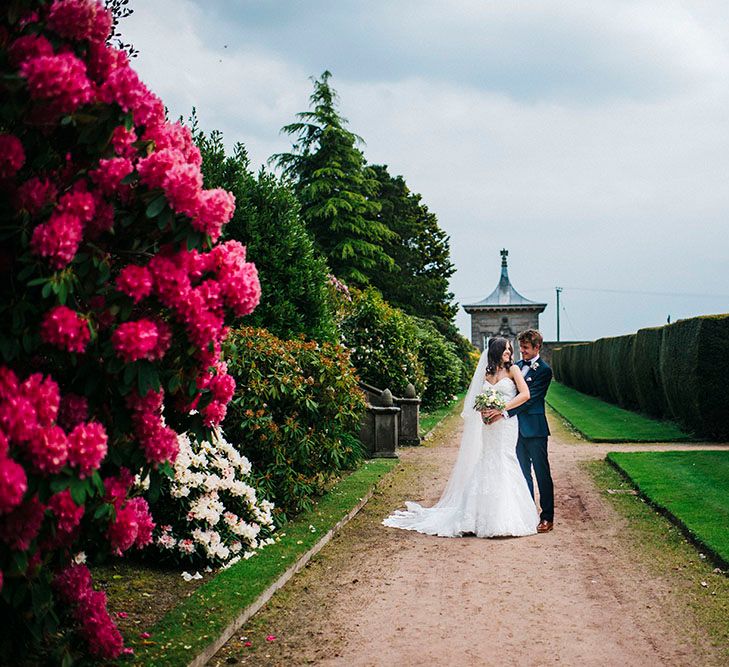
[119,0,729,341]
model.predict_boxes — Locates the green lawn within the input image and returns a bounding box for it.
[607,451,729,567]
[546,382,692,442]
[419,391,466,437]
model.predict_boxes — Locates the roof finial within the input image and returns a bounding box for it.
[500,248,508,267]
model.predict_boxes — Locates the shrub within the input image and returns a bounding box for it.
[0,2,259,660]
[195,130,337,343]
[338,287,426,397]
[661,314,729,439]
[145,428,275,568]
[632,326,668,417]
[413,319,463,409]
[607,334,638,409]
[223,327,366,521]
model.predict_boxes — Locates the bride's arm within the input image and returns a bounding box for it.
[505,365,530,411]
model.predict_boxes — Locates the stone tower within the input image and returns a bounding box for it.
[463,249,547,351]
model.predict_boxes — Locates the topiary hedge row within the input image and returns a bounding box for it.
[552,314,729,439]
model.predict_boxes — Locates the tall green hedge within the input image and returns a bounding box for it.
[632,326,667,417]
[552,314,729,439]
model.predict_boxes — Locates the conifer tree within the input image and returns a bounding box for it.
[369,164,457,322]
[273,71,395,285]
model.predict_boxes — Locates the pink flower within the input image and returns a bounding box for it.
[110,124,137,159]
[125,389,164,414]
[21,373,61,427]
[116,612,128,619]
[80,590,124,659]
[58,393,89,430]
[143,121,201,166]
[47,0,112,44]
[214,241,261,317]
[0,134,25,179]
[86,195,114,239]
[116,264,153,303]
[192,188,235,241]
[57,187,96,223]
[89,157,133,196]
[266,635,277,642]
[15,177,58,216]
[0,456,28,514]
[67,421,108,477]
[48,488,84,534]
[19,53,94,114]
[111,319,160,363]
[0,496,44,550]
[209,371,236,404]
[30,212,83,269]
[8,34,54,67]
[26,425,68,474]
[139,632,151,639]
[0,432,7,458]
[54,563,93,603]
[127,497,154,547]
[0,367,19,401]
[202,400,227,427]
[103,468,133,509]
[0,395,39,443]
[136,148,184,191]
[86,42,128,83]
[132,412,179,464]
[162,163,202,217]
[40,306,90,354]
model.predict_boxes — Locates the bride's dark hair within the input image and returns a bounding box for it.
[486,337,513,376]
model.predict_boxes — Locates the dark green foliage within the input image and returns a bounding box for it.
[413,318,463,409]
[338,287,426,397]
[223,327,366,521]
[367,164,457,322]
[195,125,337,342]
[632,326,668,417]
[273,71,396,286]
[429,316,479,390]
[661,315,729,439]
[552,314,729,439]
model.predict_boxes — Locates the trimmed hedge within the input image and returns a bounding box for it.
[552,314,729,440]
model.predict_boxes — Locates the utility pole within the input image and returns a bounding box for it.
[556,287,563,341]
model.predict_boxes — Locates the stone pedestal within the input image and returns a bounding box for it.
[358,388,400,458]
[396,383,421,445]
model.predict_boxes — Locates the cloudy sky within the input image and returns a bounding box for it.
[119,0,729,341]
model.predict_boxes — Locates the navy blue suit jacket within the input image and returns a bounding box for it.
[506,358,553,438]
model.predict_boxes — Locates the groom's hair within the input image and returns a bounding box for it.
[517,329,543,349]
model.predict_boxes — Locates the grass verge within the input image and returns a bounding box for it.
[126,458,397,665]
[546,382,692,442]
[585,459,729,660]
[607,451,729,567]
[419,391,466,437]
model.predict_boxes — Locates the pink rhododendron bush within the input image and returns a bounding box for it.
[0,1,260,661]
[147,428,275,568]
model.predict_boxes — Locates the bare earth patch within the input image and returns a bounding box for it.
[208,411,729,666]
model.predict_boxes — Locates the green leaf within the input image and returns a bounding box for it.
[137,362,161,395]
[145,195,167,219]
[41,282,52,299]
[69,477,87,505]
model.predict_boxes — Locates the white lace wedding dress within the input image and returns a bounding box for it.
[383,358,538,538]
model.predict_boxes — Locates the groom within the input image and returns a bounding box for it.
[486,329,555,533]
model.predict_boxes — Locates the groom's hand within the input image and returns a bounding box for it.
[482,408,502,424]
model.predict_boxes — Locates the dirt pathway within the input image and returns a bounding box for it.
[209,413,729,666]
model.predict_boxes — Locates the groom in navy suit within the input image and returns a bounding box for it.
[485,329,555,532]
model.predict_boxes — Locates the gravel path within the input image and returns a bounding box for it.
[209,412,729,666]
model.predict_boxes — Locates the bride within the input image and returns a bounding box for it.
[383,337,539,537]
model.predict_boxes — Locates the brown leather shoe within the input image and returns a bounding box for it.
[537,520,554,533]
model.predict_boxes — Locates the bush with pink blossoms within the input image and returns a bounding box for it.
[0,1,260,661]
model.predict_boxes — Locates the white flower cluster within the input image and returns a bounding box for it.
[153,429,275,567]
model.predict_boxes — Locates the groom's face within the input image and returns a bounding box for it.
[520,341,538,361]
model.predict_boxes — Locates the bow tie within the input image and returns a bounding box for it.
[521,360,532,367]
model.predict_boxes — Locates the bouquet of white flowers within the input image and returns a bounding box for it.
[473,388,506,412]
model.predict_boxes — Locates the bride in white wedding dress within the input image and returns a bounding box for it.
[383,337,539,537]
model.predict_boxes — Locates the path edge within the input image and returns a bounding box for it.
[187,465,396,667]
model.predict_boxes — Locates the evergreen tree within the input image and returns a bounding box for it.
[369,164,458,322]
[273,71,395,286]
[195,125,337,342]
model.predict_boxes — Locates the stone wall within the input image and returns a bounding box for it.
[470,310,541,350]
